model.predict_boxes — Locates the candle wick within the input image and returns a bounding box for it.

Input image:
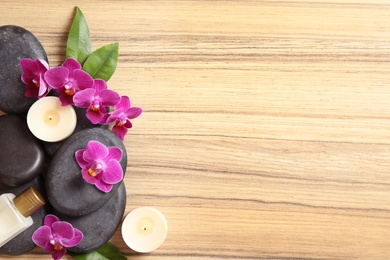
[142,226,147,231]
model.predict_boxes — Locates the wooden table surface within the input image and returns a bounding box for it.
[1,1,390,259]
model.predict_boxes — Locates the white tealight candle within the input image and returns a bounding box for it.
[122,207,168,253]
[27,96,77,142]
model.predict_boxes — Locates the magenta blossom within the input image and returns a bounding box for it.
[20,58,50,98]
[73,79,120,124]
[32,214,83,260]
[103,96,142,140]
[75,141,123,193]
[44,58,94,106]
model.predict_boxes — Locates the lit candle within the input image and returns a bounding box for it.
[122,207,168,253]
[27,96,77,142]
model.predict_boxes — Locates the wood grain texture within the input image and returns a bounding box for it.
[1,0,390,259]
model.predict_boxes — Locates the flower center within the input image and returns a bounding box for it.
[33,78,40,87]
[88,163,103,177]
[65,88,74,95]
[50,239,63,251]
[88,168,97,176]
[64,82,74,96]
[54,244,63,251]
[91,99,100,111]
[117,115,127,127]
[91,105,100,111]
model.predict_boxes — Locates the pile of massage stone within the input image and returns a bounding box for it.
[0,25,127,255]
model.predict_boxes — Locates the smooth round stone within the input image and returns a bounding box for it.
[46,128,127,217]
[0,25,47,114]
[0,176,50,255]
[0,114,45,186]
[58,182,126,254]
[42,106,108,158]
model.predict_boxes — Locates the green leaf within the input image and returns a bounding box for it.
[68,242,127,260]
[82,43,119,81]
[66,6,92,65]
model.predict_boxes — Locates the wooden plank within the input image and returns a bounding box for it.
[0,1,389,259]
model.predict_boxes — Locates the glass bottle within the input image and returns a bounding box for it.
[0,187,45,247]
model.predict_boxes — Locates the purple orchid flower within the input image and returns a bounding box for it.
[32,214,83,260]
[44,58,94,106]
[20,58,50,98]
[75,141,123,193]
[73,79,120,124]
[103,96,142,140]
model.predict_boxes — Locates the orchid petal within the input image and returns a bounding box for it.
[22,74,34,85]
[58,93,74,106]
[32,226,52,248]
[99,112,111,124]
[126,107,143,119]
[37,59,50,70]
[20,59,38,78]
[73,69,94,90]
[44,214,60,227]
[112,124,128,140]
[44,242,55,253]
[95,179,113,193]
[25,84,39,97]
[104,116,117,124]
[110,108,123,118]
[75,150,89,169]
[105,109,122,124]
[73,88,95,107]
[100,89,120,107]
[93,79,108,92]
[37,86,46,98]
[52,247,67,260]
[44,67,69,89]
[124,119,133,128]
[62,228,83,247]
[83,141,109,161]
[102,160,123,184]
[63,58,81,72]
[115,96,131,110]
[82,169,97,184]
[52,221,74,240]
[86,107,106,124]
[38,75,49,97]
[106,147,122,162]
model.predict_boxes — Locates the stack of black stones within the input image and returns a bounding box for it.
[0,25,127,255]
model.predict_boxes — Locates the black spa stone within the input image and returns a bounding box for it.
[0,114,45,186]
[0,176,50,256]
[42,106,108,158]
[56,182,126,254]
[46,128,127,217]
[0,25,47,114]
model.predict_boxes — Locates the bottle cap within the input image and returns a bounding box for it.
[13,187,45,218]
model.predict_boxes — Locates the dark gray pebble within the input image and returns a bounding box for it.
[46,128,127,217]
[0,114,45,186]
[0,25,47,114]
[57,182,126,254]
[0,176,50,255]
